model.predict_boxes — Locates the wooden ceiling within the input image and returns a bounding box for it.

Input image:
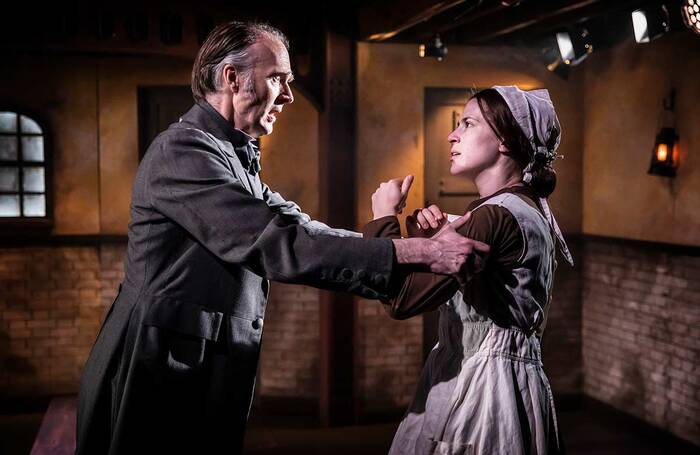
[0,0,690,105]
[0,0,686,52]
[357,0,683,48]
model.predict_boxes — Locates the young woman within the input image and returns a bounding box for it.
[366,86,573,455]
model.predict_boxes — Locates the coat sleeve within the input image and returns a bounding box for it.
[148,128,393,299]
[261,182,362,238]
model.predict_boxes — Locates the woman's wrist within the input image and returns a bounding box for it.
[372,209,399,220]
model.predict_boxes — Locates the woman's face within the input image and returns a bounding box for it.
[448,98,504,178]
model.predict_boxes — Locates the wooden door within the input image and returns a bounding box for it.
[137,85,193,160]
[424,87,482,213]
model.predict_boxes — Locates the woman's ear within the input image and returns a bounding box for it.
[498,141,509,153]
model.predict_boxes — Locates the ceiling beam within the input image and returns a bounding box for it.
[452,0,646,43]
[397,1,505,43]
[358,0,468,41]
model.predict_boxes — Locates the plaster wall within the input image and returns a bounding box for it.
[582,33,700,246]
[97,57,192,234]
[259,90,320,217]
[1,56,100,235]
[98,58,320,231]
[356,42,584,233]
[1,55,319,234]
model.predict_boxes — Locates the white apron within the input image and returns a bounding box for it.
[389,193,562,455]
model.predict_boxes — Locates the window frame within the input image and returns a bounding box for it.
[0,108,53,232]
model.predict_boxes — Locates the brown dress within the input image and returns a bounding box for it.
[363,186,562,455]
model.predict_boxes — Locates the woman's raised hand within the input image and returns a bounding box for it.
[371,175,414,220]
[406,204,448,238]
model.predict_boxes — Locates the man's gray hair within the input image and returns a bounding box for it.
[212,48,253,91]
[191,21,289,101]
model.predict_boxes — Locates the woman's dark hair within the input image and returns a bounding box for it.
[471,88,557,198]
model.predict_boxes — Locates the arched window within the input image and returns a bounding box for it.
[0,111,49,220]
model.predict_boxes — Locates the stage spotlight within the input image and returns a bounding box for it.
[632,5,670,43]
[682,0,700,35]
[419,35,448,61]
[539,42,570,79]
[556,28,592,66]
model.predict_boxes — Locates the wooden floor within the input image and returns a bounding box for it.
[1,396,696,455]
[29,397,75,455]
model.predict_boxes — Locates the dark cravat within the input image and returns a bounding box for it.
[245,142,261,175]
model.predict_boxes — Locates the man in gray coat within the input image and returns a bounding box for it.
[76,21,487,454]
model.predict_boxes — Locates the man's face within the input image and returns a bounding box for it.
[232,36,294,137]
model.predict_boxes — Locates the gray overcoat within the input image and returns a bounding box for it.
[76,102,395,454]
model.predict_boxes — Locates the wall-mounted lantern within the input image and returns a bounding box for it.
[648,90,680,177]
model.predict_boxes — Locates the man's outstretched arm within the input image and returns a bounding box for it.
[149,129,480,299]
[260,181,362,238]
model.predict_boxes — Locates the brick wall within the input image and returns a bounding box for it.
[258,283,320,398]
[356,299,424,414]
[542,240,583,395]
[582,238,700,445]
[0,237,583,411]
[0,242,125,400]
[0,242,321,403]
[4,235,699,448]
[99,244,127,308]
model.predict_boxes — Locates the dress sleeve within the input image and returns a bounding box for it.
[148,128,394,299]
[361,204,524,319]
[362,216,458,319]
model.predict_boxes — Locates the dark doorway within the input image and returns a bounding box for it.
[137,85,193,160]
[423,87,483,212]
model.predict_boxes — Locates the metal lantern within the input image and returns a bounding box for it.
[648,127,680,177]
[648,90,680,177]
